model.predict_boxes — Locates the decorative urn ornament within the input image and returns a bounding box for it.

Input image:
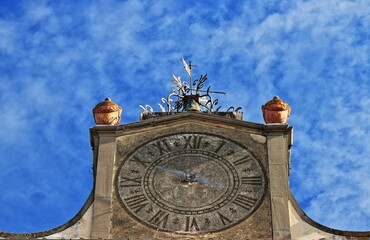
[261,96,291,124]
[92,98,122,125]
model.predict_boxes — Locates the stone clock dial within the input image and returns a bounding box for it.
[115,133,266,234]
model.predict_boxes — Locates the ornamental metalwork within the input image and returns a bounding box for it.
[139,58,242,114]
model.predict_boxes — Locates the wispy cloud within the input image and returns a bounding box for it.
[0,0,369,233]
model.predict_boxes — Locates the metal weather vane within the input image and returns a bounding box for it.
[140,58,242,114]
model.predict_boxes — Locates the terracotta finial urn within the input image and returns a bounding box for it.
[92,98,122,125]
[262,96,291,124]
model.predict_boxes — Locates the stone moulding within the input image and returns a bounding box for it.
[140,111,243,121]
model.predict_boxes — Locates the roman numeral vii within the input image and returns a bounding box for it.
[148,210,169,228]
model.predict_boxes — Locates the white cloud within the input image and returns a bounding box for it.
[0,0,369,233]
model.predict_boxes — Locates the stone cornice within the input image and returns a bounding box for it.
[90,112,293,146]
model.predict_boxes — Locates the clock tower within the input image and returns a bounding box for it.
[88,60,293,239]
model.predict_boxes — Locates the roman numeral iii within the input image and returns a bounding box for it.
[241,176,263,186]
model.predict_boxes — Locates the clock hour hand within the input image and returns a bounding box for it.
[194,175,224,189]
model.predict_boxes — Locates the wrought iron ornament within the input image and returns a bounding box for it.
[140,58,242,113]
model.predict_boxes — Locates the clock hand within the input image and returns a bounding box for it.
[154,165,186,177]
[154,166,224,189]
[195,175,224,189]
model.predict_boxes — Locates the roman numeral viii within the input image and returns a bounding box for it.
[124,194,148,213]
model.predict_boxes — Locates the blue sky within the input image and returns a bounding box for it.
[0,0,369,234]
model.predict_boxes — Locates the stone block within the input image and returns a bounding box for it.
[269,164,288,180]
[267,135,288,164]
[271,197,290,232]
[95,165,112,198]
[270,179,289,197]
[91,198,112,238]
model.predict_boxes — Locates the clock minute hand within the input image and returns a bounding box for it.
[154,165,186,177]
[155,166,224,189]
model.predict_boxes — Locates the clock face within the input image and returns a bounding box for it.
[115,133,266,234]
